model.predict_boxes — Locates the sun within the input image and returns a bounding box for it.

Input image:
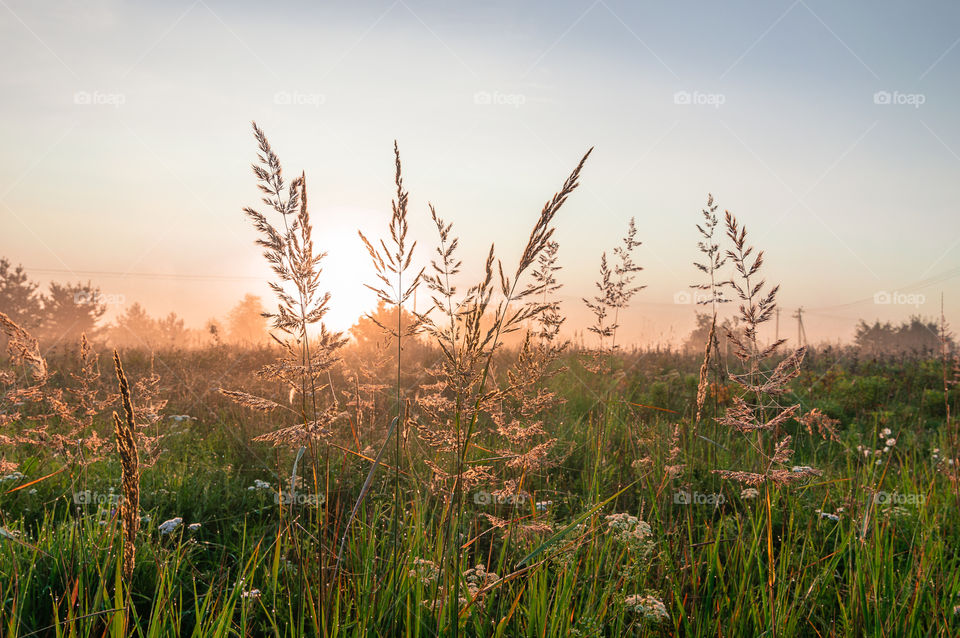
[310,206,385,334]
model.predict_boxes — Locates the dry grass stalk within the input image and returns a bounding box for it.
[694,319,715,425]
[112,350,140,580]
[0,312,49,470]
[224,122,346,447]
[412,147,591,619]
[692,194,731,425]
[711,212,819,487]
[583,217,644,353]
[0,311,47,383]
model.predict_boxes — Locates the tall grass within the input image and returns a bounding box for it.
[0,131,958,637]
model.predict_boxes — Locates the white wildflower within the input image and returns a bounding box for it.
[885,438,896,447]
[535,500,553,512]
[740,488,759,500]
[880,428,892,438]
[158,517,183,535]
[624,594,669,622]
[188,523,201,532]
[408,558,439,584]
[463,563,499,597]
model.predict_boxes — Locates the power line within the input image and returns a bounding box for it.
[26,267,266,283]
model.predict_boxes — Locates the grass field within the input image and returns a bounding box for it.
[1,346,958,637]
[1,125,959,637]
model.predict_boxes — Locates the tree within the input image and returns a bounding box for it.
[682,312,744,357]
[157,312,189,347]
[349,299,419,352]
[111,302,159,347]
[39,281,107,347]
[227,294,269,345]
[854,316,946,356]
[0,258,43,329]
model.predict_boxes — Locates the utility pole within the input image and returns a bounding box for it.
[792,307,807,347]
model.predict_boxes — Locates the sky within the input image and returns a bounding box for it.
[2,0,959,348]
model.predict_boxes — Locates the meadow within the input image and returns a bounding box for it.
[1,125,958,637]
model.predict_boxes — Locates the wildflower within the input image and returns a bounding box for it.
[624,594,669,622]
[880,428,892,438]
[463,563,499,597]
[248,479,271,491]
[0,527,20,540]
[188,523,201,532]
[28,488,37,495]
[740,488,759,500]
[158,517,183,535]
[885,438,896,448]
[241,588,261,600]
[791,466,814,473]
[815,509,840,522]
[535,500,553,512]
[0,472,25,482]
[605,513,652,542]
[604,513,655,556]
[408,558,439,584]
